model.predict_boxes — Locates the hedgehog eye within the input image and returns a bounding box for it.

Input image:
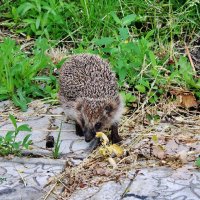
[95,122,102,130]
[105,105,113,113]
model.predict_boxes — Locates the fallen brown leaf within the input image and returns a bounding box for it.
[152,145,166,159]
[170,89,198,108]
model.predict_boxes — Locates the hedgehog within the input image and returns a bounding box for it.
[59,53,123,144]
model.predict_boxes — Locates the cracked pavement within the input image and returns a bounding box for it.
[0,100,199,200]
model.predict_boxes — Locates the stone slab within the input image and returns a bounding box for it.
[0,158,64,200]
[69,166,200,200]
[0,100,92,200]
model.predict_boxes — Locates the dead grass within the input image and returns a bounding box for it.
[42,97,200,199]
[1,98,199,199]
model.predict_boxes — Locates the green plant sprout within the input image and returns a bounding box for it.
[0,114,32,156]
[53,121,62,159]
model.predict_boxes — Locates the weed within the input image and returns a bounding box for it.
[1,1,199,45]
[0,1,199,108]
[53,121,62,159]
[0,114,32,156]
[195,157,200,168]
[0,37,58,111]
[92,27,200,105]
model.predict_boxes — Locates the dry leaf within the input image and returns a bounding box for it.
[108,157,117,169]
[178,93,198,108]
[170,89,198,108]
[152,146,166,159]
[95,167,111,176]
[96,132,109,145]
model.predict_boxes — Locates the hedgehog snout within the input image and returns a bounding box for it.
[84,128,96,142]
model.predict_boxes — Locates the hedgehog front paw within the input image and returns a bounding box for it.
[111,134,122,144]
[75,123,84,136]
[110,123,122,144]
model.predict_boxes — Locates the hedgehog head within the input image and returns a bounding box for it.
[75,96,123,142]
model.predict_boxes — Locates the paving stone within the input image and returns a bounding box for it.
[0,100,92,199]
[0,158,65,200]
[1,100,199,200]
[69,167,200,200]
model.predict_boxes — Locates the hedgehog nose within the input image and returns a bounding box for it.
[84,129,96,143]
[85,137,92,142]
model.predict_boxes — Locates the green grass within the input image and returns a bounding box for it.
[1,0,199,44]
[0,0,199,109]
[90,32,200,105]
[0,37,58,111]
[53,121,62,159]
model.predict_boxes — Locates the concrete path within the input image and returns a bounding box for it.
[0,100,90,200]
[0,100,199,200]
[70,166,200,200]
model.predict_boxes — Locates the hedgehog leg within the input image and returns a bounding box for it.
[75,123,84,136]
[110,123,122,143]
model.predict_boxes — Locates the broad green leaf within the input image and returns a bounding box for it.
[17,88,27,105]
[17,124,32,132]
[9,114,17,128]
[23,18,35,24]
[110,11,121,25]
[135,85,146,93]
[0,136,3,143]
[41,12,49,28]
[44,28,50,39]
[118,68,127,81]
[145,30,155,40]
[17,3,35,16]
[0,87,8,95]
[149,51,157,67]
[12,94,27,111]
[23,143,29,149]
[139,79,150,89]
[93,37,115,46]
[36,15,41,29]
[122,14,136,26]
[119,28,129,40]
[22,134,31,146]
[126,93,137,103]
[5,131,15,142]
[12,142,21,150]
[195,158,200,167]
[30,23,36,33]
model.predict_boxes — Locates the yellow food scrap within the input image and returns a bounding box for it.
[108,144,124,157]
[96,132,109,145]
